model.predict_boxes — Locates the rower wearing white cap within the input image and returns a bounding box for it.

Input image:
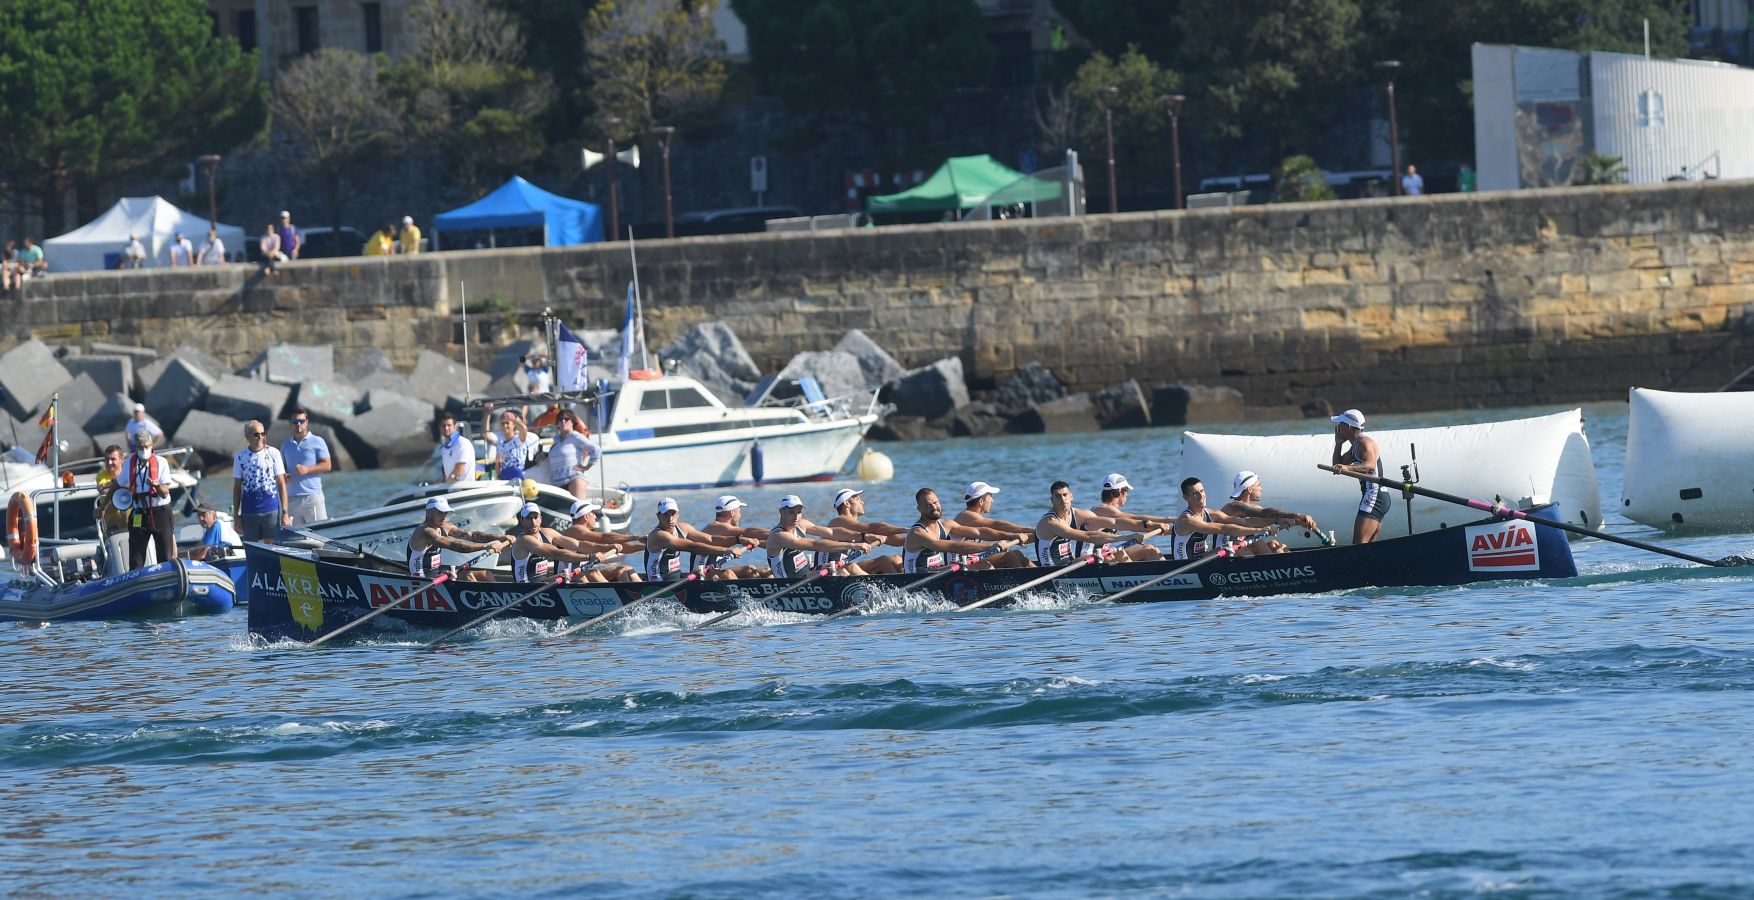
[700,495,770,579]
[1220,471,1318,554]
[1035,481,1149,567]
[954,481,1036,542]
[408,497,512,580]
[767,495,874,578]
[645,497,750,582]
[903,488,1023,573]
[510,502,617,583]
[1082,473,1168,561]
[822,488,906,574]
[1328,408,1389,543]
[1171,477,1276,561]
[558,499,644,582]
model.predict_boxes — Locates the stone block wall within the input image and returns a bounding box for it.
[4,179,1752,413]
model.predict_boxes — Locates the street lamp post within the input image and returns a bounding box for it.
[196,154,222,229]
[602,116,622,242]
[1101,85,1120,214]
[1162,94,1185,210]
[1374,60,1403,196]
[654,126,677,239]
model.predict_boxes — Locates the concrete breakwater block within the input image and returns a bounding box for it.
[62,354,134,398]
[409,350,490,409]
[244,343,335,385]
[169,342,227,380]
[173,409,249,471]
[993,362,1066,416]
[88,342,158,370]
[1150,383,1245,426]
[1009,392,1100,434]
[341,390,438,469]
[338,347,397,381]
[43,373,109,435]
[659,322,761,403]
[866,414,950,442]
[489,339,542,380]
[354,369,420,398]
[86,393,137,437]
[0,339,73,420]
[946,401,1008,438]
[265,420,356,474]
[293,379,363,426]
[832,330,905,388]
[883,357,969,422]
[774,350,866,402]
[141,358,216,435]
[204,375,292,423]
[1093,379,1152,430]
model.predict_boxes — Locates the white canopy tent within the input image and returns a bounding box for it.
[44,196,247,272]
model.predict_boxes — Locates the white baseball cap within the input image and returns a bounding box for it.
[402,215,414,224]
[779,494,805,510]
[133,403,145,413]
[570,500,602,518]
[1102,473,1133,491]
[426,497,452,513]
[518,501,542,518]
[279,210,291,218]
[1230,471,1260,499]
[714,495,745,512]
[656,497,678,515]
[833,488,864,509]
[1331,409,1366,429]
[964,481,1000,501]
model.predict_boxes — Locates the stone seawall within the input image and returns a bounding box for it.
[5,179,1752,414]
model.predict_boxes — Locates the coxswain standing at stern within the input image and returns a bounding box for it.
[508,502,617,583]
[1327,408,1390,544]
[408,497,511,581]
[766,495,873,578]
[1035,481,1147,566]
[950,482,1036,568]
[902,488,1019,573]
[821,488,907,575]
[644,498,750,582]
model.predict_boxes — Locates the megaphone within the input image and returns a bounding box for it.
[582,145,640,171]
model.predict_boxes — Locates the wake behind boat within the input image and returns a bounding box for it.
[246,511,1577,644]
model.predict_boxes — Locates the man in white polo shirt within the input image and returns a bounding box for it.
[436,410,476,484]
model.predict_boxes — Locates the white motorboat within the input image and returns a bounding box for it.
[301,478,634,565]
[587,373,884,491]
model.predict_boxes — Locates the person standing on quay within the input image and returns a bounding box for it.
[233,420,290,544]
[198,228,227,265]
[399,216,421,254]
[1401,165,1424,196]
[281,407,331,525]
[167,232,195,267]
[277,211,303,260]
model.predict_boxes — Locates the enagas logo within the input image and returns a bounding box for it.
[1463,520,1540,572]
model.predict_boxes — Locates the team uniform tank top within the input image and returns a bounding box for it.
[1171,508,1215,561]
[645,526,686,581]
[1034,511,1085,566]
[903,521,950,573]
[408,536,444,577]
[768,526,814,579]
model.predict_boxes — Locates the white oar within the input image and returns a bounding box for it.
[1101,547,1231,603]
[552,573,700,638]
[425,576,565,648]
[304,548,498,648]
[697,556,861,628]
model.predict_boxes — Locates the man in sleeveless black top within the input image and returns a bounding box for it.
[902,488,1020,573]
[766,494,874,577]
[509,502,616,582]
[409,496,512,580]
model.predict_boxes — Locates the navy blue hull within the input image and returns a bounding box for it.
[1,560,237,622]
[246,512,1577,644]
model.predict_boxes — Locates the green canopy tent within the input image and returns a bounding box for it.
[866,154,1059,214]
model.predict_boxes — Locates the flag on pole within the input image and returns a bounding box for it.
[617,281,636,380]
[556,322,589,392]
[34,400,55,464]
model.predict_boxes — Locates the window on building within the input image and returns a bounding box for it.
[295,6,320,55]
[363,2,383,53]
[235,10,257,51]
[1638,90,1665,127]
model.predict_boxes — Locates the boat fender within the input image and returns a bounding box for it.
[8,493,39,568]
[856,448,894,482]
[750,439,765,485]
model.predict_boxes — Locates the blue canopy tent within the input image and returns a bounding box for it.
[433,176,604,248]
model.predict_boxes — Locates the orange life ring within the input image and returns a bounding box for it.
[7,492,38,568]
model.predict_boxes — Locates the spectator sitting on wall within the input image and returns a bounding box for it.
[260,223,285,276]
[363,222,396,256]
[2,240,17,291]
[121,233,147,269]
[18,237,46,278]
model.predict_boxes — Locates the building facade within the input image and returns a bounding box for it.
[208,0,414,77]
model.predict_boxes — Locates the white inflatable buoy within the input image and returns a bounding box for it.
[856,448,894,482]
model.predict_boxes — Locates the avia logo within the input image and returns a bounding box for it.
[1464,521,1540,572]
[359,576,457,612]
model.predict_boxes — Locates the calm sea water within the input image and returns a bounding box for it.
[5,403,1753,897]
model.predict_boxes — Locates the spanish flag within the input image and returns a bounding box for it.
[34,401,54,464]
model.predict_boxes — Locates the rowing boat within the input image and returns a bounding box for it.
[245,509,1577,643]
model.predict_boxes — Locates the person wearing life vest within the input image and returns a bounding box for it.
[93,444,132,576]
[124,430,177,569]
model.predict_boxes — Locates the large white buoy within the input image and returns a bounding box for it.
[856,448,894,482]
[1622,387,1754,531]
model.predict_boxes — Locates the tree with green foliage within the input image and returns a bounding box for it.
[272,49,402,240]
[1574,151,1629,185]
[1049,0,1182,63]
[1274,155,1337,202]
[581,0,729,144]
[1067,47,1181,209]
[385,0,555,196]
[732,0,995,145]
[0,0,265,234]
